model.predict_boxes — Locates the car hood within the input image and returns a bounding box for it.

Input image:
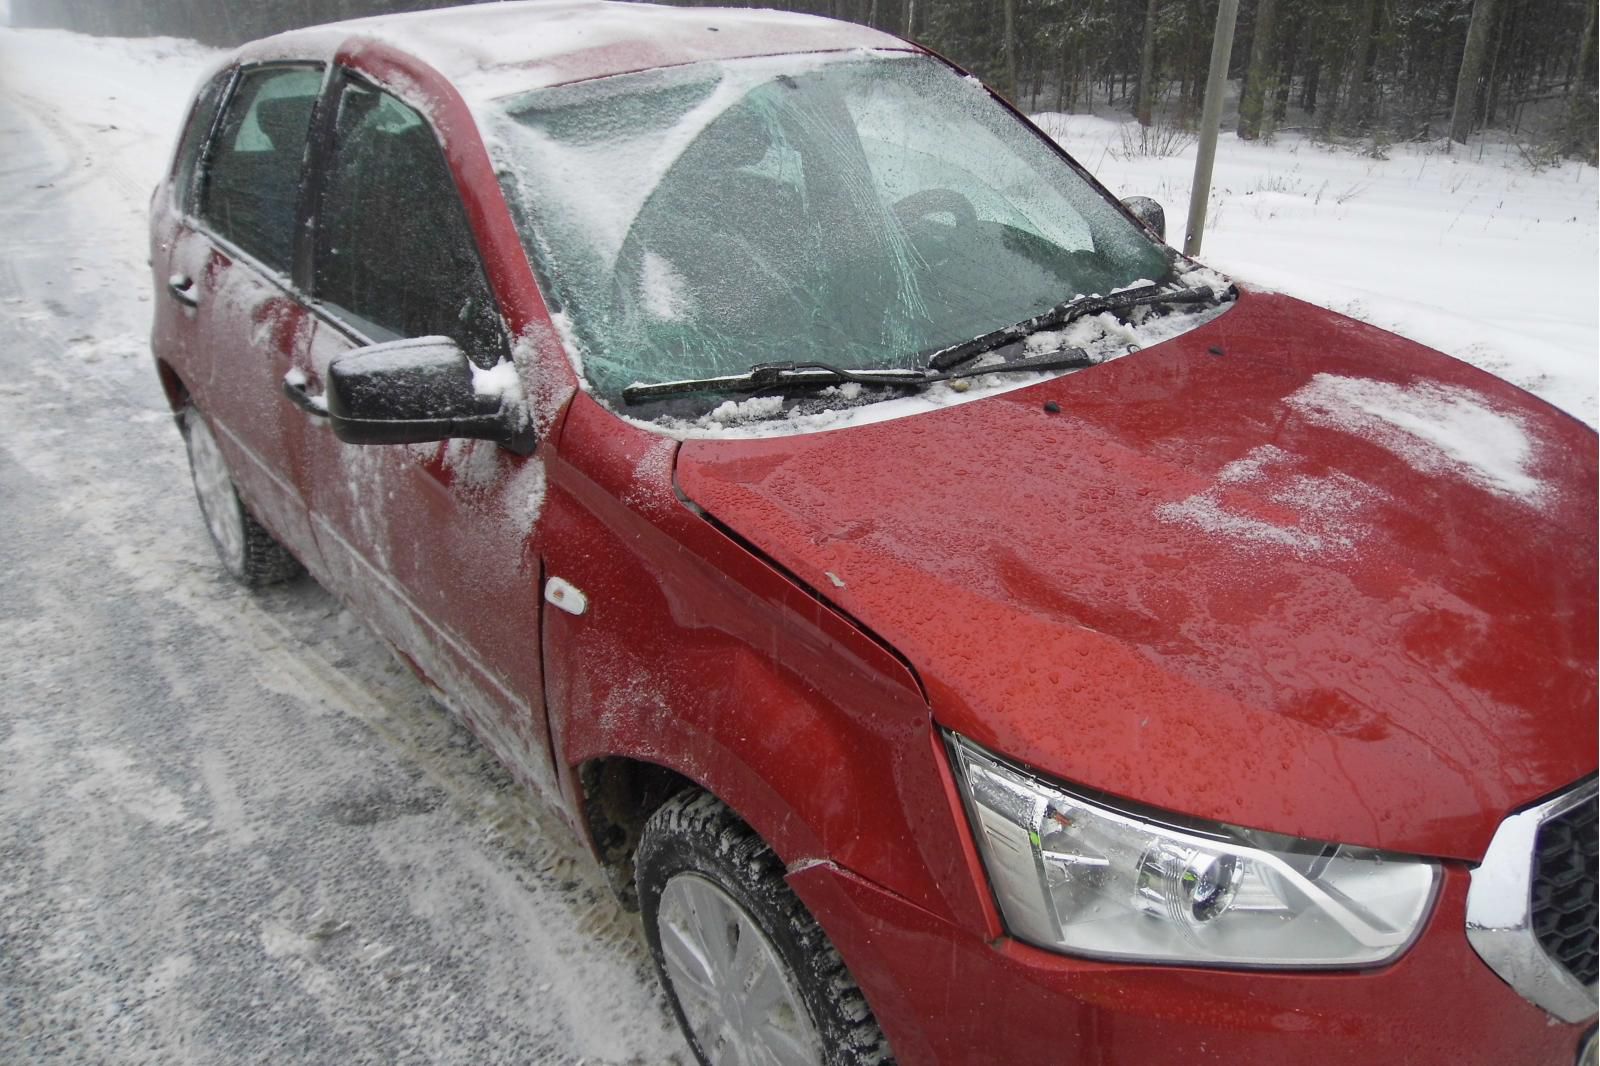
[675,289,1598,861]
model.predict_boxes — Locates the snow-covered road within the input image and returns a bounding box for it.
[0,29,687,1066]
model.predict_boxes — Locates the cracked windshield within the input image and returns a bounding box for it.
[495,53,1184,417]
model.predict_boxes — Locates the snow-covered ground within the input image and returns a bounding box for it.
[0,23,1594,1066]
[1035,111,1599,426]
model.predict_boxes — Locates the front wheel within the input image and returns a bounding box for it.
[636,790,894,1066]
[181,406,301,587]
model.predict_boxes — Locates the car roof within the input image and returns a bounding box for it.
[239,0,917,102]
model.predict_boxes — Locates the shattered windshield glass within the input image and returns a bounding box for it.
[493,53,1175,412]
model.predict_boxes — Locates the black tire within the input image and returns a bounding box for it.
[180,406,302,588]
[636,790,895,1066]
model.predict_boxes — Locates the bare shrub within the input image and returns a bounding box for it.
[1113,119,1195,160]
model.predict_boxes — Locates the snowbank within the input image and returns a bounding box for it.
[1035,111,1598,427]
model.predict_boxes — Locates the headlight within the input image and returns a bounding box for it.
[948,734,1439,967]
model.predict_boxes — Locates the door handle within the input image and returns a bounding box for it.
[282,373,329,418]
[167,273,199,307]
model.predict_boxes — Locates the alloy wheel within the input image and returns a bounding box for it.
[184,413,247,574]
[657,872,824,1066]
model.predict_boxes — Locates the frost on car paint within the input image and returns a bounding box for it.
[1153,369,1554,557]
[1155,449,1386,556]
[282,366,328,411]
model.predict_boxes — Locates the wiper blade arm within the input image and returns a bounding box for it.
[622,361,927,405]
[945,347,1095,379]
[925,284,1215,372]
[621,348,1098,406]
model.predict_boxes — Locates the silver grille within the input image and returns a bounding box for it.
[1467,778,1598,1024]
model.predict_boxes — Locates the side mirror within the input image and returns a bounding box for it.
[325,337,535,455]
[1121,196,1166,242]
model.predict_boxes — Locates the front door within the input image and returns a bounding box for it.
[182,64,325,565]
[293,72,557,798]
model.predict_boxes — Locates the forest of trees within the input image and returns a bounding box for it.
[11,0,1596,159]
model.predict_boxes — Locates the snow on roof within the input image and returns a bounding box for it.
[240,0,913,100]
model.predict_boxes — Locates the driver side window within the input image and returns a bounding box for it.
[313,74,508,366]
[198,65,323,273]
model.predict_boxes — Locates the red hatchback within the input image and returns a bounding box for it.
[149,3,1598,1063]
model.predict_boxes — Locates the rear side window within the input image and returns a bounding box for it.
[198,65,323,274]
[171,68,231,212]
[312,75,506,365]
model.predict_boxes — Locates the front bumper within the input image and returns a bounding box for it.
[789,861,1592,1066]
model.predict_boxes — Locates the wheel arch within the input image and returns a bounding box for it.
[154,358,190,417]
[574,753,699,910]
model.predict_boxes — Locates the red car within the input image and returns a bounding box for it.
[148,2,1598,1063]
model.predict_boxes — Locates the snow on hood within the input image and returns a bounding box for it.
[1285,372,1545,500]
[674,288,1598,860]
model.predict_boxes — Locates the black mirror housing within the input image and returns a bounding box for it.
[325,337,535,455]
[1121,195,1166,242]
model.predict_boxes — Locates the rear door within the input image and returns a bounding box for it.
[182,64,325,565]
[293,71,558,798]
[150,65,232,376]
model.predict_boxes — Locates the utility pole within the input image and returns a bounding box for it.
[1183,0,1240,257]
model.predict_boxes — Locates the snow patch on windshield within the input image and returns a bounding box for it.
[639,252,691,322]
[496,50,890,275]
[1287,373,1545,500]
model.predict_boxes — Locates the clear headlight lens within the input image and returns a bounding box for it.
[948,735,1439,967]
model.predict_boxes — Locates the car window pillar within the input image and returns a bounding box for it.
[173,65,238,218]
[290,64,343,295]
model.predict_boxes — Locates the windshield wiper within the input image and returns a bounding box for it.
[924,283,1219,372]
[621,348,1095,405]
[623,363,926,404]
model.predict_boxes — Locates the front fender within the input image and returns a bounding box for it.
[540,393,991,933]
